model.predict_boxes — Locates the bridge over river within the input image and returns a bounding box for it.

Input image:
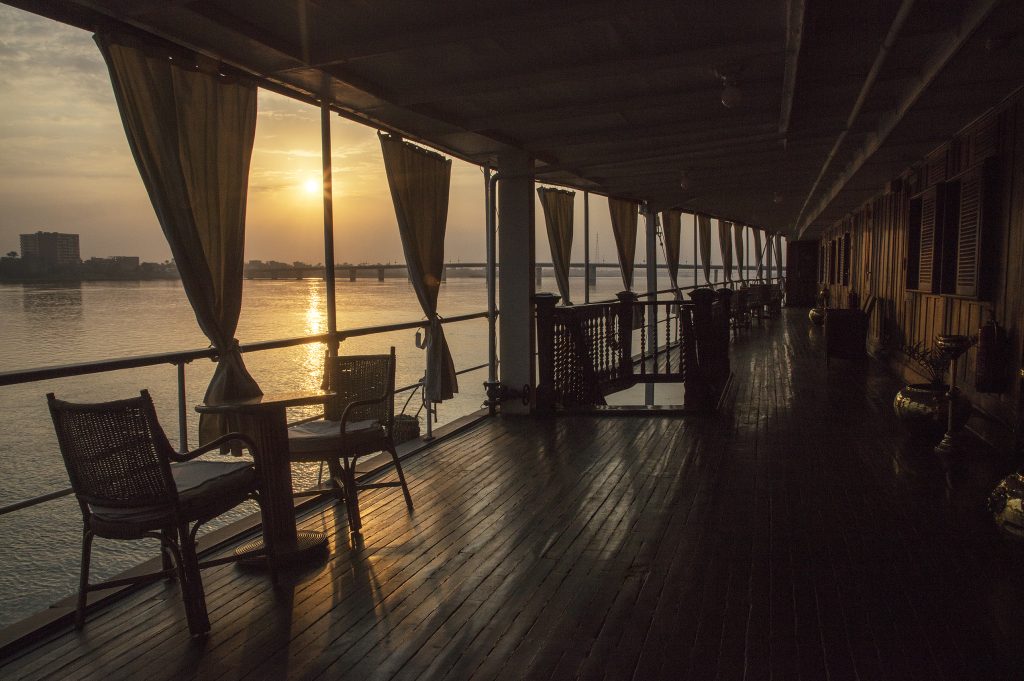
[245,262,747,285]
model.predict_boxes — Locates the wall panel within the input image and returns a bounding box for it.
[817,91,1024,441]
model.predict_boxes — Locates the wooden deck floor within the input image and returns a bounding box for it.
[3,309,1023,680]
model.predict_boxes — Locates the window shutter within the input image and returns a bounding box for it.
[918,186,938,293]
[955,169,981,297]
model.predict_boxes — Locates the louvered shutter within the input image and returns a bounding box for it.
[955,166,983,297]
[918,186,938,293]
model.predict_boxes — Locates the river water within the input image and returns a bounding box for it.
[0,273,635,628]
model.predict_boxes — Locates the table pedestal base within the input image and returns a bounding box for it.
[235,530,328,566]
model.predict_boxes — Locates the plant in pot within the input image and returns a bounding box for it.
[892,341,971,439]
[808,286,829,326]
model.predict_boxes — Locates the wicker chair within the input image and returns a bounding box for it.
[47,390,267,638]
[287,347,413,536]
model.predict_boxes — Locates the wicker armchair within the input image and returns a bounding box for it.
[47,390,267,638]
[287,347,413,536]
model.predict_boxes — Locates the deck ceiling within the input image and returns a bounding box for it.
[9,0,1024,238]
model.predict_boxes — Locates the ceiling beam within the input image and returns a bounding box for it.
[797,0,1000,236]
[793,0,916,234]
[779,0,805,134]
[307,0,626,65]
[526,121,779,153]
[387,40,782,106]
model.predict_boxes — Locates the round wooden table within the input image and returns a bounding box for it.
[197,389,335,566]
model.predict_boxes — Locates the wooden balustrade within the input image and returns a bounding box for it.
[536,290,731,414]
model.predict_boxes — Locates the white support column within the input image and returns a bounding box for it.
[645,206,658,406]
[498,149,535,415]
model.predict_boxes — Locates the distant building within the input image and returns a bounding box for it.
[86,256,140,273]
[19,231,80,265]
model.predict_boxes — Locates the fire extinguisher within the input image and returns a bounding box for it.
[976,316,1006,393]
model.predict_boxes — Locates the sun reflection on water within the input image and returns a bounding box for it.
[302,281,326,393]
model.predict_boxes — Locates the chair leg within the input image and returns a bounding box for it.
[75,527,94,630]
[160,528,176,577]
[327,457,347,501]
[177,522,210,637]
[252,491,278,584]
[342,460,362,536]
[387,440,414,511]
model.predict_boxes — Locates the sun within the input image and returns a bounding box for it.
[303,177,320,195]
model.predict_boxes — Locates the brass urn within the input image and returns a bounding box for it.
[892,384,970,438]
[990,471,1024,538]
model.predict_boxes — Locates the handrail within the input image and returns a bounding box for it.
[584,276,783,305]
[0,310,491,517]
[0,310,489,388]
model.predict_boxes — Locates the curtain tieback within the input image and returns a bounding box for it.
[416,317,445,350]
[210,339,243,361]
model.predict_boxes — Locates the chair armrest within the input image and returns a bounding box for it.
[168,432,257,462]
[339,395,389,430]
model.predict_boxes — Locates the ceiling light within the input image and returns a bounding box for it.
[720,79,742,108]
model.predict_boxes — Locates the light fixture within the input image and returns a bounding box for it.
[679,171,690,191]
[773,192,784,204]
[720,78,742,108]
[714,67,743,109]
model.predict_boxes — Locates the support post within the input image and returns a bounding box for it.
[484,165,498,414]
[584,191,591,302]
[617,290,638,383]
[688,287,715,388]
[534,292,560,415]
[714,288,733,378]
[498,149,535,415]
[321,102,338,360]
[644,207,659,405]
[177,361,188,454]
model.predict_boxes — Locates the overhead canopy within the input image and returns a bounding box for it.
[11,0,1024,239]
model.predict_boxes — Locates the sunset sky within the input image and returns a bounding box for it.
[0,5,662,268]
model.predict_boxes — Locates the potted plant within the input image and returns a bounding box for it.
[892,340,971,438]
[808,286,829,326]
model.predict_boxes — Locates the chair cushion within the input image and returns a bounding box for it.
[90,460,256,529]
[287,418,384,459]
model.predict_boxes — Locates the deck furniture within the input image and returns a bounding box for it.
[824,308,868,365]
[196,389,335,565]
[287,347,413,536]
[731,287,751,331]
[47,390,265,637]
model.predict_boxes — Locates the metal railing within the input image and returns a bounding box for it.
[0,310,490,517]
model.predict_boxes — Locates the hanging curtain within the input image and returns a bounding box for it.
[697,214,712,284]
[661,209,683,297]
[765,232,775,281]
[774,233,784,281]
[608,198,639,291]
[96,35,261,444]
[537,187,575,304]
[718,220,733,282]
[734,223,745,281]
[379,133,458,403]
[753,228,764,280]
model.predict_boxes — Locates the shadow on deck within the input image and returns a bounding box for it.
[3,309,1023,680]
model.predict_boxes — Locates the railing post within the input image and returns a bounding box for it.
[534,292,560,415]
[616,291,638,382]
[715,288,733,378]
[681,304,704,411]
[176,360,188,454]
[687,287,715,392]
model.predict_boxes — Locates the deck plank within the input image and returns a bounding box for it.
[3,309,1022,681]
